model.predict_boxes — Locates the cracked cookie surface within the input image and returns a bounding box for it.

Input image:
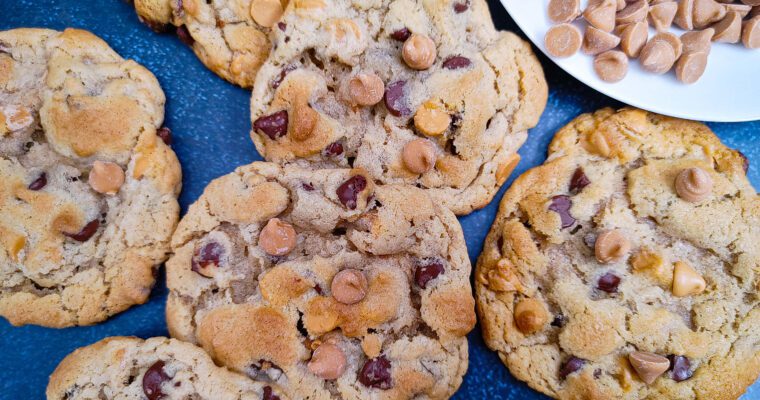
[165,161,475,399]
[47,336,287,400]
[0,28,182,327]
[249,0,547,215]
[475,108,760,399]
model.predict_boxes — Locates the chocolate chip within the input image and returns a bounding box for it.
[414,260,445,289]
[551,314,567,327]
[253,110,289,140]
[336,175,367,210]
[593,369,602,379]
[277,22,287,32]
[191,241,224,274]
[302,182,315,191]
[63,219,100,242]
[263,386,281,400]
[157,127,172,145]
[668,355,693,382]
[569,167,590,193]
[548,195,575,229]
[597,272,621,293]
[272,64,297,89]
[453,1,469,13]
[176,25,194,46]
[28,173,47,191]
[359,355,392,389]
[142,360,170,400]
[559,356,585,380]
[738,151,749,174]
[390,27,411,41]
[314,284,323,295]
[323,141,344,157]
[442,56,471,70]
[384,81,410,117]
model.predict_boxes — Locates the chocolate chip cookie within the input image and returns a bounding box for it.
[165,161,476,399]
[132,0,278,87]
[475,108,760,399]
[250,0,547,215]
[47,336,286,399]
[0,28,182,327]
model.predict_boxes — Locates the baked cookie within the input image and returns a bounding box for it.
[476,108,760,399]
[47,336,286,399]
[250,0,547,215]
[132,0,279,87]
[166,161,476,399]
[0,28,181,327]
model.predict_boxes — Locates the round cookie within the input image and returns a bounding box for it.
[165,162,476,399]
[475,108,760,399]
[250,0,547,215]
[132,0,279,87]
[0,28,182,327]
[47,336,286,399]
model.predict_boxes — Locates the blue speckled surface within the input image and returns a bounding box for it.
[0,0,758,398]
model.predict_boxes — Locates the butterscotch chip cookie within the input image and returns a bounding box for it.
[249,0,547,215]
[476,107,760,399]
[165,162,476,399]
[132,0,277,87]
[47,337,286,399]
[0,28,182,327]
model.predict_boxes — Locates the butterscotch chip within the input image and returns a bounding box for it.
[672,261,706,296]
[514,298,548,334]
[681,28,715,54]
[414,101,451,136]
[402,138,437,174]
[712,11,742,43]
[629,351,670,384]
[675,0,695,30]
[594,50,628,83]
[307,343,347,380]
[346,73,384,106]
[330,269,368,305]
[250,0,284,28]
[649,1,678,31]
[724,3,752,18]
[693,0,727,28]
[291,101,318,141]
[548,0,581,23]
[620,21,649,57]
[743,16,760,48]
[545,23,583,57]
[676,51,709,84]
[675,167,713,202]
[259,218,297,256]
[582,26,621,55]
[744,0,760,6]
[639,39,677,74]
[616,0,649,25]
[402,34,437,70]
[495,153,521,185]
[616,0,626,11]
[652,31,683,59]
[595,229,631,263]
[584,0,617,32]
[88,161,125,195]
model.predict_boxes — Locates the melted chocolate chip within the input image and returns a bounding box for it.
[336,175,367,210]
[669,355,693,382]
[551,314,567,327]
[176,25,194,46]
[738,151,749,174]
[156,127,172,145]
[277,22,287,32]
[390,27,411,41]
[63,219,100,242]
[263,386,281,400]
[453,1,469,13]
[384,81,410,117]
[442,56,471,70]
[548,195,575,229]
[359,356,392,389]
[191,241,224,274]
[569,167,590,193]
[314,284,323,295]
[323,141,344,157]
[253,110,289,140]
[271,64,297,89]
[28,173,47,191]
[142,360,170,400]
[597,272,621,293]
[302,182,315,191]
[559,356,585,380]
[414,260,445,289]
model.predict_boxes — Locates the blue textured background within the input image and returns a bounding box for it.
[0,0,758,398]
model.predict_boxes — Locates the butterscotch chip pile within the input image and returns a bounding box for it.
[545,0,760,84]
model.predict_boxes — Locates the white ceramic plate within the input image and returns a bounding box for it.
[501,0,760,122]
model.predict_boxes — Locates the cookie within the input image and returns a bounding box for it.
[475,107,760,399]
[0,28,181,327]
[165,161,476,399]
[249,0,547,215]
[47,336,286,399]
[132,0,278,87]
